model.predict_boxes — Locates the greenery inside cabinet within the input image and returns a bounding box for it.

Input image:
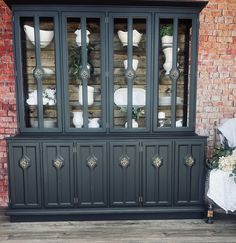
[7,1,208,221]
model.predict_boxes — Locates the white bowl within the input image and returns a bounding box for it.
[114,87,146,107]
[117,29,142,47]
[24,25,54,48]
[159,96,182,106]
[123,59,139,71]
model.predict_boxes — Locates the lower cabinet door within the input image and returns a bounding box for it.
[174,140,205,205]
[76,142,108,207]
[8,142,41,208]
[142,141,172,206]
[110,142,139,207]
[42,143,74,207]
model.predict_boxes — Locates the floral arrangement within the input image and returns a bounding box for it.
[26,88,56,106]
[208,142,236,183]
[119,107,145,121]
[42,88,56,106]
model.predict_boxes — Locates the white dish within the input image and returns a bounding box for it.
[114,88,146,107]
[159,96,182,106]
[24,25,54,48]
[32,120,57,128]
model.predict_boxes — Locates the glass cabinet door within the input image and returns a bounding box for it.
[15,13,61,131]
[154,15,197,131]
[109,14,151,131]
[63,13,106,132]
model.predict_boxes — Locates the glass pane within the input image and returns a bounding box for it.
[176,19,192,128]
[157,19,173,128]
[21,17,38,128]
[67,17,102,129]
[113,18,147,129]
[40,17,58,129]
[21,17,57,129]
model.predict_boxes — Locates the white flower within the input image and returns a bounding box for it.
[42,88,56,106]
[218,149,236,172]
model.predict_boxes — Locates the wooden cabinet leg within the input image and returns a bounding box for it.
[206,203,214,224]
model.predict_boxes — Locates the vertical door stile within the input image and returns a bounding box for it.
[34,16,44,129]
[154,16,160,130]
[54,14,62,130]
[109,16,114,131]
[189,17,198,128]
[170,17,178,128]
[127,17,133,129]
[81,17,88,129]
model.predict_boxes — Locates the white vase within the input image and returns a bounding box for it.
[72,111,83,128]
[163,47,173,75]
[74,29,90,47]
[24,25,54,48]
[161,35,173,48]
[117,29,142,47]
[125,119,138,128]
[88,118,100,128]
[79,85,94,106]
[123,59,139,71]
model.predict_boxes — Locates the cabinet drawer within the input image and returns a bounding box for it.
[142,141,172,206]
[174,140,205,206]
[42,143,74,208]
[109,141,140,207]
[8,142,41,208]
[76,142,108,207]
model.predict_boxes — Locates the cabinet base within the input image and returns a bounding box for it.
[7,206,205,222]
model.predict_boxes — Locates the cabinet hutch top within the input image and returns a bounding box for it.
[5,0,208,10]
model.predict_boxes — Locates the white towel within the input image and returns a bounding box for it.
[218,118,236,148]
[207,169,236,212]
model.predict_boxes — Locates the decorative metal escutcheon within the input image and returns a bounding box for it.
[170,67,180,81]
[80,68,90,80]
[19,155,31,170]
[185,155,195,167]
[152,155,163,168]
[33,67,44,80]
[125,69,135,79]
[53,156,64,169]
[119,154,130,168]
[87,154,98,169]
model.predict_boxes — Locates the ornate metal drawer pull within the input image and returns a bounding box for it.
[170,67,180,81]
[53,156,64,169]
[87,154,98,169]
[33,67,44,80]
[119,154,130,168]
[19,155,31,170]
[152,155,163,168]
[185,155,195,167]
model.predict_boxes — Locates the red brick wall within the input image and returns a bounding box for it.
[196,0,236,152]
[0,0,17,206]
[0,0,235,206]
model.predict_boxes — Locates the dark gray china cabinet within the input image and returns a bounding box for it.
[6,0,208,221]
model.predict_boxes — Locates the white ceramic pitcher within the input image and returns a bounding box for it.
[72,111,83,128]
